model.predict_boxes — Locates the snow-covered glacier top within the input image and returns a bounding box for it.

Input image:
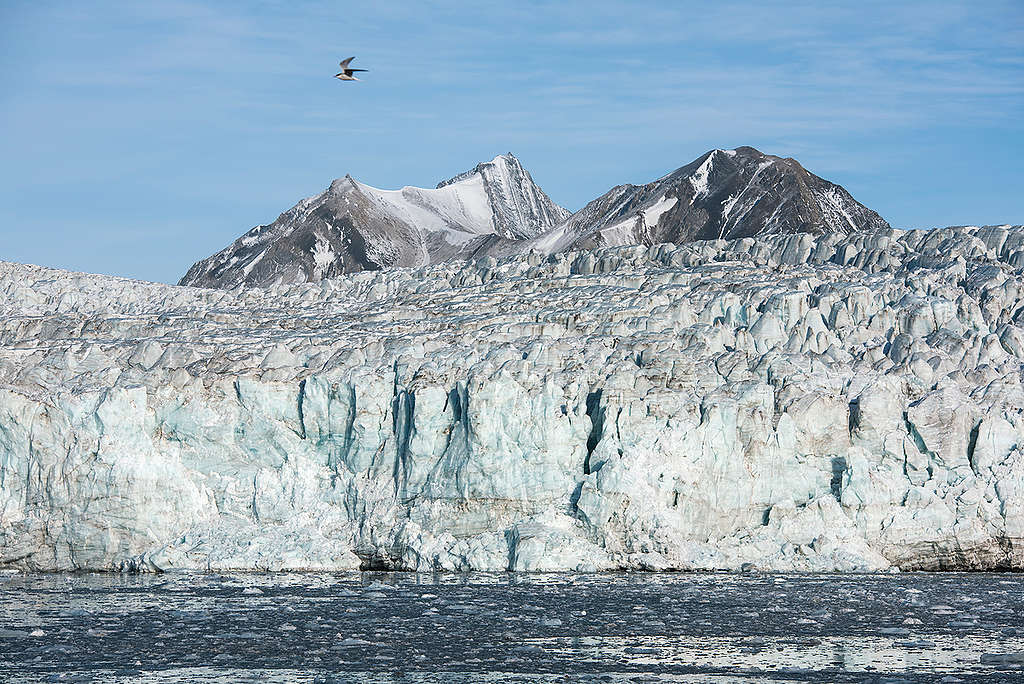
[2,225,1024,572]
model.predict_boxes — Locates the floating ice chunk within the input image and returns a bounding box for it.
[334,638,373,647]
[980,652,1024,666]
[879,627,911,636]
[897,639,936,648]
[0,628,30,638]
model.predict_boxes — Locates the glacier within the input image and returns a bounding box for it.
[2,225,1024,572]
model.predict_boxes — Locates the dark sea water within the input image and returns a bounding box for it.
[1,571,1022,682]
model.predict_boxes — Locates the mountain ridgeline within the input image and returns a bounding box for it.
[180,147,890,289]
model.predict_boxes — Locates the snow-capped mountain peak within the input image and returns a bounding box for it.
[436,152,521,188]
[520,146,890,255]
[436,153,570,240]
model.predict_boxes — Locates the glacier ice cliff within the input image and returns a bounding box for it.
[2,225,1024,572]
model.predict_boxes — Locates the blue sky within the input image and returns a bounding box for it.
[1,0,1021,284]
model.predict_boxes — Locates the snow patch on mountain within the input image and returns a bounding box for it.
[821,187,859,232]
[311,237,335,280]
[689,152,716,199]
[356,174,494,241]
[643,195,677,229]
[242,249,269,278]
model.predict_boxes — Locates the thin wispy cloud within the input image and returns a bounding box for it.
[0,0,1020,282]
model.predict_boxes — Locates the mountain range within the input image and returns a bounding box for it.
[180,146,890,289]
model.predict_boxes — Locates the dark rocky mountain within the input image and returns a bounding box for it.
[515,146,890,255]
[180,154,568,289]
[181,146,890,289]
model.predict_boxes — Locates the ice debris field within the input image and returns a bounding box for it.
[2,225,1024,572]
[1,572,1022,682]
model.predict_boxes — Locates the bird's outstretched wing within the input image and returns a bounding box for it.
[346,69,368,73]
[339,56,356,68]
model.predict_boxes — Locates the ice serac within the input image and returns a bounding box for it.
[4,224,1024,572]
[179,153,569,289]
[520,146,891,255]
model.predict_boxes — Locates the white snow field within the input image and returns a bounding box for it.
[2,225,1024,572]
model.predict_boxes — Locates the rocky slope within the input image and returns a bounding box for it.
[516,146,890,256]
[3,225,1024,572]
[180,154,569,289]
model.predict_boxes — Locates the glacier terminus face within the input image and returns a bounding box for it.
[2,225,1024,572]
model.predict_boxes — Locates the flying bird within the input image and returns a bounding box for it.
[335,57,367,81]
